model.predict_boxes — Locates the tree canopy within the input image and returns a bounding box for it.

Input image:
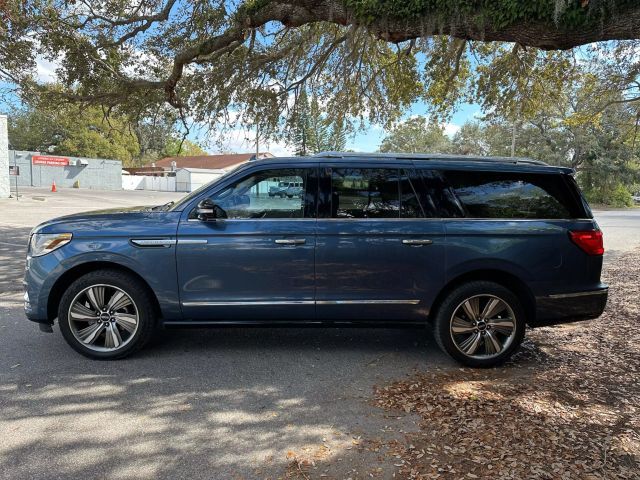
[379,117,451,154]
[8,104,140,162]
[380,70,640,207]
[7,101,207,165]
[2,1,640,140]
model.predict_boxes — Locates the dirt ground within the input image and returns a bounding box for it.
[365,251,639,479]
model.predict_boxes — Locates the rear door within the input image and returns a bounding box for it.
[440,168,598,295]
[176,164,317,321]
[315,163,446,321]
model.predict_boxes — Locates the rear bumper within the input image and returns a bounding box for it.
[532,286,608,327]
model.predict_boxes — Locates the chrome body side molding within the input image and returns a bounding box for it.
[182,299,420,307]
[130,238,176,247]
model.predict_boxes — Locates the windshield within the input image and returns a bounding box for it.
[167,169,236,211]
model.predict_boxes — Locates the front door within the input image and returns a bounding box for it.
[315,165,446,321]
[176,166,317,321]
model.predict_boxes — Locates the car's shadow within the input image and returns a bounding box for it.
[0,307,449,479]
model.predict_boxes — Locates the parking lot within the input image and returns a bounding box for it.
[1,187,639,479]
[0,188,429,479]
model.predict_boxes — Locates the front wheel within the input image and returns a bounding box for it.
[58,269,156,359]
[432,281,526,367]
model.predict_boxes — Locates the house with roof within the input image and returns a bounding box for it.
[123,152,274,192]
[153,152,273,170]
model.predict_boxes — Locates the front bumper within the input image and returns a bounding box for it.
[532,286,608,327]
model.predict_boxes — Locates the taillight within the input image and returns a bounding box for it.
[569,230,604,255]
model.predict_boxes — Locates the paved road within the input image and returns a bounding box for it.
[0,188,424,479]
[0,188,638,479]
[594,208,640,256]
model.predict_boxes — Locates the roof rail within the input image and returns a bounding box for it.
[312,151,548,166]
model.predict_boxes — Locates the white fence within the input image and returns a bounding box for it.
[122,175,178,192]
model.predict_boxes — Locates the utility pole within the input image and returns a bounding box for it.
[255,123,259,160]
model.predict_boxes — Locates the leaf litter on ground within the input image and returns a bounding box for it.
[372,250,639,479]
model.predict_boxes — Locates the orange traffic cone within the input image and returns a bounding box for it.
[51,180,57,192]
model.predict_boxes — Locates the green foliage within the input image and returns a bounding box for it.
[307,94,328,154]
[7,109,64,152]
[379,117,453,153]
[289,90,348,154]
[8,104,140,163]
[290,89,311,156]
[584,184,633,208]
[163,138,208,157]
[328,120,347,152]
[6,95,206,166]
[343,0,634,29]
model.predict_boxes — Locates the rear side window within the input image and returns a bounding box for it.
[331,168,399,218]
[416,169,465,218]
[444,170,585,219]
[327,168,429,219]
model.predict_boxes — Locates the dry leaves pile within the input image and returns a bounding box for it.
[374,251,640,479]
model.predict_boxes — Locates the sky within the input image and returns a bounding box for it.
[199,101,482,157]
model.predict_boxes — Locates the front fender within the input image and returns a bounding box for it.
[27,238,181,322]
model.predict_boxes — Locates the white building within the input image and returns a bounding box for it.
[175,167,228,192]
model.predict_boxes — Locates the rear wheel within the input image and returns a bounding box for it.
[58,269,156,359]
[433,281,526,367]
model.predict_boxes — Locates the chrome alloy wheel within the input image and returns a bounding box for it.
[68,284,139,352]
[449,294,517,359]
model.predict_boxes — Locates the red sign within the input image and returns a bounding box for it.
[32,155,69,166]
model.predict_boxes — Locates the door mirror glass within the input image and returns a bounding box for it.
[196,199,227,221]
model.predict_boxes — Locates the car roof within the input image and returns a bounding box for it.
[247,151,573,174]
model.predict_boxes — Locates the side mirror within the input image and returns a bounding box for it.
[196,199,227,221]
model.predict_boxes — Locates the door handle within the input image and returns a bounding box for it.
[402,239,433,246]
[274,239,306,245]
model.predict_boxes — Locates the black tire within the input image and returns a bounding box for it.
[58,269,156,359]
[432,281,526,368]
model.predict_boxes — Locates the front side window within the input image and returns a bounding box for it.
[331,168,399,218]
[445,170,581,219]
[199,168,311,219]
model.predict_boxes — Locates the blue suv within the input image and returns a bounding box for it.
[24,152,608,366]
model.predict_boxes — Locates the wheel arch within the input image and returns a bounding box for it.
[429,269,536,326]
[47,261,162,322]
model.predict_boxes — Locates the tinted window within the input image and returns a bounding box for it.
[399,169,425,218]
[331,168,399,218]
[416,169,465,218]
[205,168,311,219]
[445,171,582,219]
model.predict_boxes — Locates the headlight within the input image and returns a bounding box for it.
[29,233,73,257]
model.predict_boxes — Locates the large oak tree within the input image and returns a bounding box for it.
[1,1,640,138]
